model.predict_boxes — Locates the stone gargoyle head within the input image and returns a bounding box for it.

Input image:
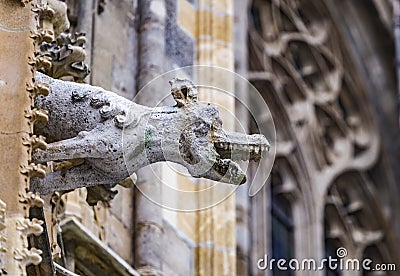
[131,78,271,185]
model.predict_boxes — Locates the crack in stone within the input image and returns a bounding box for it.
[0,131,27,136]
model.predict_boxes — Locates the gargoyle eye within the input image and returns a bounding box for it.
[181,86,188,98]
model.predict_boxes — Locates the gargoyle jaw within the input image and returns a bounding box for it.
[194,131,270,185]
[198,159,247,185]
[214,131,270,162]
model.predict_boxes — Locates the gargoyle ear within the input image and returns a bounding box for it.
[169,78,198,107]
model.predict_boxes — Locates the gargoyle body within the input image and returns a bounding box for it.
[31,73,269,196]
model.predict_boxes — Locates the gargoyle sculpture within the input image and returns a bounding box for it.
[31,73,270,196]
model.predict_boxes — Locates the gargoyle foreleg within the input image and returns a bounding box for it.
[33,130,116,163]
[30,163,122,195]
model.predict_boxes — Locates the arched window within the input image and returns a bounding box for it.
[324,238,342,276]
[362,245,384,276]
[271,172,294,275]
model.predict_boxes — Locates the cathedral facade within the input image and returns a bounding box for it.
[0,0,399,275]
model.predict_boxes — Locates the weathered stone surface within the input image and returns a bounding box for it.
[31,73,269,195]
[166,0,194,67]
[177,0,196,37]
[0,2,38,274]
[107,213,132,263]
[0,30,33,134]
[0,1,31,31]
[162,221,193,276]
[91,0,137,95]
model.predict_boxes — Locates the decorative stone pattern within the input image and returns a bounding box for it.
[21,0,33,7]
[16,218,44,237]
[39,32,90,81]
[19,191,45,217]
[22,134,47,151]
[20,163,47,179]
[14,248,43,267]
[325,172,387,260]
[0,200,7,274]
[0,0,48,274]
[247,0,400,272]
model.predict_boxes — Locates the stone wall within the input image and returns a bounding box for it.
[0,1,47,274]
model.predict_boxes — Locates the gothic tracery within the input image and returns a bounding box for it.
[248,0,399,272]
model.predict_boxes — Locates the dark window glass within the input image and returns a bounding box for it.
[271,190,294,276]
[325,239,341,276]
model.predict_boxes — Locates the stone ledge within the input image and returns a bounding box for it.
[60,217,140,276]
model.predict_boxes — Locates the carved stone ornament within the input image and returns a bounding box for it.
[22,134,47,151]
[39,32,90,81]
[0,200,6,272]
[20,0,32,7]
[16,218,44,237]
[28,54,52,72]
[14,248,43,267]
[25,108,49,125]
[31,73,270,195]
[32,3,55,21]
[18,191,45,209]
[32,0,70,37]
[20,163,47,179]
[26,82,50,98]
[30,29,54,44]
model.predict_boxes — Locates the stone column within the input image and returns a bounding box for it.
[233,0,251,274]
[134,0,166,275]
[195,0,237,275]
[0,0,45,274]
[394,0,400,125]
